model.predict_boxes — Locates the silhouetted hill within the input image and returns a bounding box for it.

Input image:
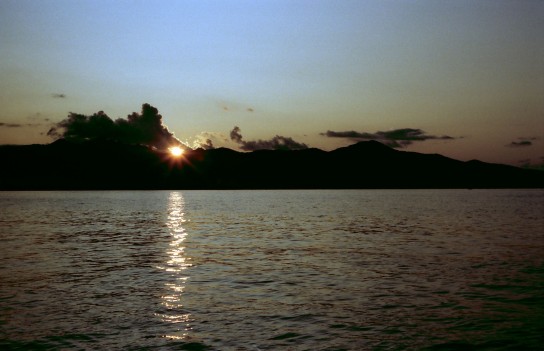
[0,140,542,189]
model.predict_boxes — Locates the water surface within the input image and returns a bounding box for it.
[1,190,543,350]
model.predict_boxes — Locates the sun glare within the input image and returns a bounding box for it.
[169,146,184,157]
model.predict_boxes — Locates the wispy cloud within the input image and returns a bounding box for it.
[0,122,23,128]
[508,141,533,147]
[27,112,50,122]
[230,126,309,151]
[217,100,255,113]
[507,137,540,148]
[0,122,42,128]
[321,128,455,148]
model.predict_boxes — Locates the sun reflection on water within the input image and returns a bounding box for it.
[157,191,192,340]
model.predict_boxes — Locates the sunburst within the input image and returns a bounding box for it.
[169,146,184,157]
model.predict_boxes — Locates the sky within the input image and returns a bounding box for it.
[0,0,542,166]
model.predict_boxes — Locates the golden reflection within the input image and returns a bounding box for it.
[157,191,192,339]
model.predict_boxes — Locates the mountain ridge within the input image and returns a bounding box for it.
[0,139,541,189]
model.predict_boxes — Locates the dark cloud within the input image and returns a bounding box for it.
[508,140,533,147]
[322,130,376,139]
[52,93,66,98]
[230,126,309,151]
[47,103,182,149]
[230,126,243,143]
[321,128,455,148]
[240,136,309,151]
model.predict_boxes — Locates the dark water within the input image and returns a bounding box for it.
[1,190,543,350]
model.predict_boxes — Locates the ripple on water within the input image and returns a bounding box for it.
[1,189,543,350]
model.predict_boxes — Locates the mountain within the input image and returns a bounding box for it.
[0,139,542,189]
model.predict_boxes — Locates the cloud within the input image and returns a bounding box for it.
[230,126,243,143]
[240,136,309,151]
[27,113,49,122]
[230,126,309,151]
[52,93,66,98]
[200,139,214,149]
[322,130,376,139]
[0,122,23,128]
[193,134,215,150]
[217,100,255,113]
[507,137,540,147]
[321,128,455,148]
[508,140,533,147]
[47,103,183,149]
[190,131,231,150]
[0,122,41,128]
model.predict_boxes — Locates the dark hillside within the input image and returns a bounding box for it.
[0,140,542,189]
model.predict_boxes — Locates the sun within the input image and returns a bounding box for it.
[169,146,184,157]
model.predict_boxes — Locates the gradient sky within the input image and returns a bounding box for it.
[1,0,542,166]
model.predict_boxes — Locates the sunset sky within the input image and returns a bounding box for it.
[1,0,542,166]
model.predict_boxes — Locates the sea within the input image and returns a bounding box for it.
[0,189,543,351]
